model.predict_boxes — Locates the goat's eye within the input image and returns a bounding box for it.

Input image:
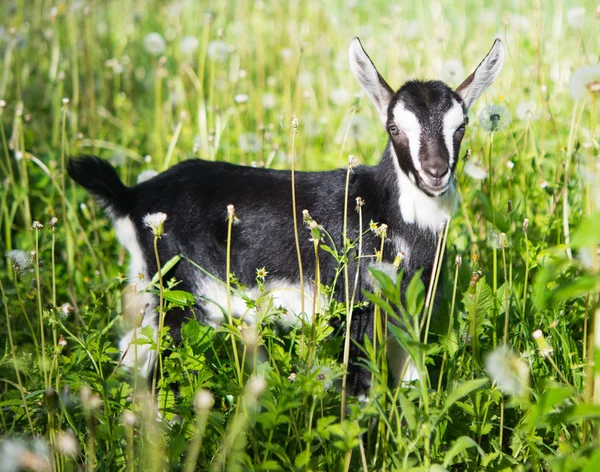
[389,125,400,136]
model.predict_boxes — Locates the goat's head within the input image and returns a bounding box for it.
[349,38,504,197]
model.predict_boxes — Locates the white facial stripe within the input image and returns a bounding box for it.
[392,103,422,172]
[442,100,465,167]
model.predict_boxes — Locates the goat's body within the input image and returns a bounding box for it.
[70,148,447,393]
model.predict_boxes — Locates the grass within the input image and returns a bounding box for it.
[1,0,599,470]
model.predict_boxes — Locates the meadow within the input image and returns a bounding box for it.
[1,0,599,470]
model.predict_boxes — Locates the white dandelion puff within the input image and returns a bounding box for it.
[55,431,78,456]
[485,346,530,397]
[439,60,465,85]
[142,212,167,236]
[533,329,554,358]
[567,6,586,30]
[329,88,351,106]
[247,375,267,398]
[516,101,540,122]
[180,36,199,56]
[6,249,31,273]
[60,303,74,319]
[261,93,277,109]
[569,65,600,101]
[463,159,488,180]
[234,94,249,104]
[238,133,261,153]
[478,104,511,132]
[206,40,229,62]
[194,389,214,411]
[136,169,159,184]
[143,32,166,56]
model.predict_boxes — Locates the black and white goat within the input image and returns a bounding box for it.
[68,38,504,395]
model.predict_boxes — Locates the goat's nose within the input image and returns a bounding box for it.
[424,164,449,179]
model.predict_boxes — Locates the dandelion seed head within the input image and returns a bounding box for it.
[485,346,530,397]
[60,303,73,318]
[49,216,58,227]
[207,40,229,62]
[329,87,351,106]
[234,94,249,104]
[143,32,166,56]
[180,36,199,56]
[569,65,600,101]
[478,104,511,132]
[136,169,159,184]
[6,249,31,273]
[0,100,6,108]
[55,431,78,456]
[567,6,586,30]
[463,159,488,180]
[532,329,554,358]
[506,160,515,170]
[516,101,540,122]
[142,212,167,236]
[238,132,261,153]
[31,221,43,230]
[247,375,267,398]
[439,60,465,85]
[194,389,214,411]
[261,93,277,109]
[121,410,137,427]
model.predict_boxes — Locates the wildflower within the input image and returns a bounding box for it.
[487,230,508,249]
[143,32,166,56]
[234,94,249,104]
[346,154,359,169]
[302,209,312,225]
[393,252,405,270]
[569,65,600,101]
[180,36,199,56]
[226,204,239,224]
[439,60,465,85]
[58,335,67,347]
[31,221,44,230]
[48,216,58,227]
[463,159,488,180]
[478,104,511,132]
[6,249,31,273]
[330,87,351,106]
[455,254,462,267]
[485,346,530,397]
[287,372,297,382]
[207,40,229,62]
[522,218,530,233]
[144,154,152,163]
[516,101,540,122]
[121,410,137,427]
[369,220,378,232]
[355,197,365,211]
[238,133,261,153]
[136,169,159,184]
[247,375,267,398]
[142,212,167,236]
[567,6,585,30]
[55,431,78,456]
[533,329,554,358]
[256,267,268,280]
[309,220,323,242]
[261,93,277,109]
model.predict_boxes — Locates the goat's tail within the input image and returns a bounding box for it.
[67,155,132,217]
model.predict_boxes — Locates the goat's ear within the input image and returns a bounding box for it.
[456,39,505,109]
[349,37,394,126]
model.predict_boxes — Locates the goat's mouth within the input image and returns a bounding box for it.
[419,176,450,197]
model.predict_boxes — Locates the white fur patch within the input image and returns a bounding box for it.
[442,100,465,167]
[196,277,324,328]
[392,103,422,173]
[390,147,454,232]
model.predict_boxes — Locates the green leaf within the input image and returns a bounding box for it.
[551,273,600,301]
[161,289,196,307]
[571,214,600,249]
[398,392,417,433]
[148,254,182,287]
[406,269,425,316]
[440,378,489,417]
[442,436,485,468]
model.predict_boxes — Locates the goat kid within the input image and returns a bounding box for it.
[68,37,504,395]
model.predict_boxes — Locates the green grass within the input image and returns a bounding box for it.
[1,0,599,470]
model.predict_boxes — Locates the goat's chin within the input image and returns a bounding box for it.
[420,180,450,198]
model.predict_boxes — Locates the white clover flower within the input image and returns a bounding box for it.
[439,60,465,85]
[329,88,351,106]
[247,375,267,398]
[238,133,261,153]
[569,65,600,101]
[142,212,167,236]
[234,94,249,104]
[194,389,214,411]
[261,93,277,109]
[567,6,586,30]
[516,101,540,122]
[485,346,530,397]
[143,32,166,56]
[136,169,159,184]
[207,40,228,62]
[180,36,199,56]
[463,159,488,180]
[478,104,511,132]
[6,249,31,273]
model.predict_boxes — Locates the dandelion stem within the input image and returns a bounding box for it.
[151,235,165,402]
[225,208,243,385]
